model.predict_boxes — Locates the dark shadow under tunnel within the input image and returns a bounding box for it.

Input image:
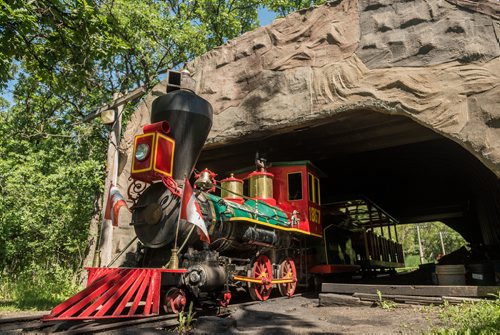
[197,110,500,253]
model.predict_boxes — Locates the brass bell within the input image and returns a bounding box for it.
[194,168,216,191]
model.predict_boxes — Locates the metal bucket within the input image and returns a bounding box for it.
[466,263,496,286]
[435,264,466,285]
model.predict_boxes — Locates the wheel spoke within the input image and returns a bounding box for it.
[278,258,297,298]
[248,255,273,301]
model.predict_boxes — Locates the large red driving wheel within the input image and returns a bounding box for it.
[163,288,186,314]
[248,255,273,301]
[278,258,297,297]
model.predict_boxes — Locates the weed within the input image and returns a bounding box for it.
[376,289,397,311]
[177,301,196,334]
[427,293,500,334]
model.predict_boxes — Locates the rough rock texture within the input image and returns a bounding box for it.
[185,0,500,176]
[119,0,500,179]
[112,0,500,257]
[357,0,500,68]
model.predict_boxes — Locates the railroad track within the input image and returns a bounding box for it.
[0,313,181,334]
[0,294,302,334]
[0,315,48,334]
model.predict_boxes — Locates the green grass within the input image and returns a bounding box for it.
[0,300,20,313]
[405,254,422,268]
[396,266,419,273]
[427,294,500,335]
[0,265,80,312]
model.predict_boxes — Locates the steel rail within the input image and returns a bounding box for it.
[0,315,48,333]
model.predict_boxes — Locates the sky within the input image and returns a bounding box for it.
[258,7,277,26]
[1,8,278,104]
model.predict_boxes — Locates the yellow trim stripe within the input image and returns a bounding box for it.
[228,217,322,238]
[272,279,296,284]
[232,275,295,284]
[308,172,315,203]
[317,177,321,205]
[233,276,264,284]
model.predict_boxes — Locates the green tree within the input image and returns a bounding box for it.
[397,222,467,265]
[266,0,327,16]
[0,0,326,308]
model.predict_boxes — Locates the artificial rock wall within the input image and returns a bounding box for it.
[185,0,500,176]
[111,0,500,258]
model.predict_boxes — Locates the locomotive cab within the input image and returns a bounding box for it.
[267,161,324,237]
[233,160,325,237]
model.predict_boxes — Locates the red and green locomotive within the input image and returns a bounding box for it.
[44,89,403,320]
[127,89,324,307]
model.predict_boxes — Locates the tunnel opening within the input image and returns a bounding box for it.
[397,221,467,267]
[198,109,500,256]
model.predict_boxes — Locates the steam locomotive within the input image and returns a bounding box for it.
[44,89,404,321]
[129,89,321,310]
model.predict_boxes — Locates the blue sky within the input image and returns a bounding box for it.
[258,7,277,26]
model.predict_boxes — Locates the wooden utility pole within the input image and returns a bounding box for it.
[98,93,123,266]
[439,232,446,255]
[416,224,425,264]
[88,71,182,267]
[84,87,146,267]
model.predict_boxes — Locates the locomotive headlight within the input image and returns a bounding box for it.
[135,143,150,161]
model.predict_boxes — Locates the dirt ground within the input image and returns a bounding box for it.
[0,295,443,334]
[194,295,443,335]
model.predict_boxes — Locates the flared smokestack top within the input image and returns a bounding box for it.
[151,90,213,180]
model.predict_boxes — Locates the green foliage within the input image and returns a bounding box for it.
[397,222,467,264]
[1,0,324,94]
[0,264,80,311]
[404,254,421,268]
[0,79,105,276]
[266,0,327,16]
[0,0,326,309]
[177,301,196,334]
[376,289,397,311]
[428,294,500,335]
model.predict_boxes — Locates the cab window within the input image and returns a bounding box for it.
[308,173,314,202]
[308,173,321,205]
[288,172,302,200]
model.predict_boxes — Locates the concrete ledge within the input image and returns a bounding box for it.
[319,293,373,307]
[322,283,500,297]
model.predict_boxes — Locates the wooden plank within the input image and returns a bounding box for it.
[352,293,486,305]
[442,296,485,304]
[353,293,443,304]
[322,283,500,297]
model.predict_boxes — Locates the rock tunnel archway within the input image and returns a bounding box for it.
[196,108,500,250]
[118,0,500,252]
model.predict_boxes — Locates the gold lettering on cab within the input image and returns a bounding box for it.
[309,207,320,224]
